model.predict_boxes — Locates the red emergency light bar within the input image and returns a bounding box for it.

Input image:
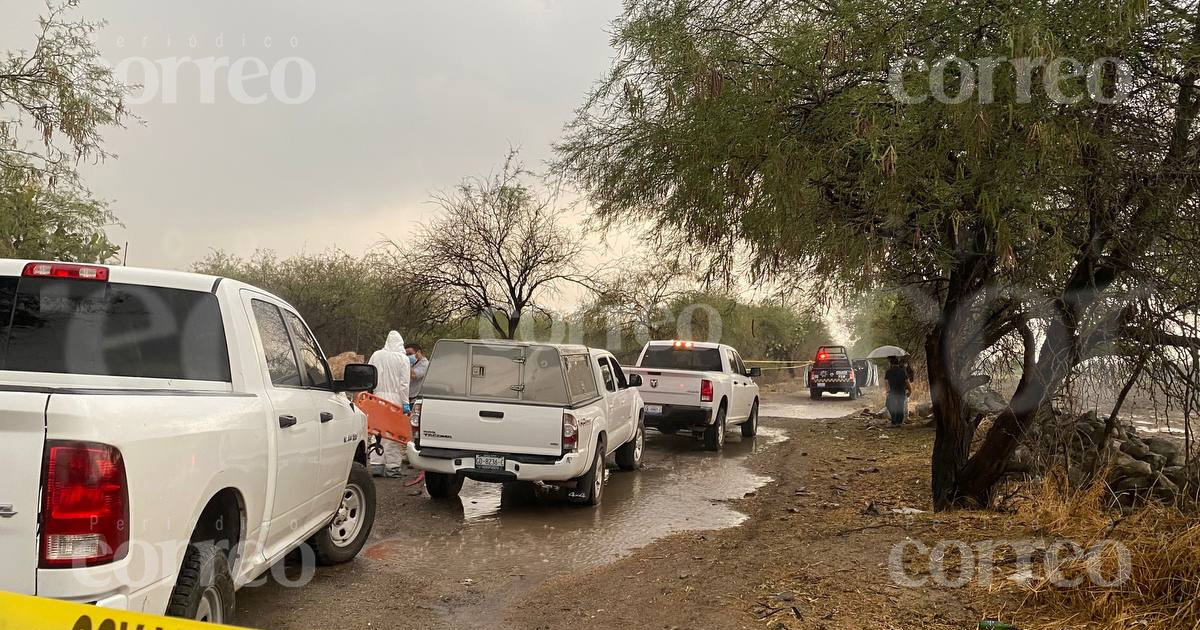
[22,262,110,281]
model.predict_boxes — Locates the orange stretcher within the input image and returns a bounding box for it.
[354,392,413,445]
[355,392,424,485]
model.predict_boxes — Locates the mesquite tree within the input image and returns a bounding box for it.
[396,152,594,340]
[0,1,130,262]
[556,0,1200,508]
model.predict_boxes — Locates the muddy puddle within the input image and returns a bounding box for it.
[363,427,785,580]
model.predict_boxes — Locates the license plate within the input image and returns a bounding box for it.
[645,404,663,414]
[817,383,826,388]
[474,454,506,471]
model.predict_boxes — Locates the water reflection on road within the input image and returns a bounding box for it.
[363,427,785,580]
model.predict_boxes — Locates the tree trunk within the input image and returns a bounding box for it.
[927,324,975,510]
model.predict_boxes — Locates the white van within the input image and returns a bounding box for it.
[407,340,645,505]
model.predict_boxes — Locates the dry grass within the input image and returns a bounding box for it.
[1013,473,1200,630]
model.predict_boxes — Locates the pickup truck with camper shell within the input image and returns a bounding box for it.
[406,339,645,506]
[624,340,761,450]
[0,259,379,625]
[807,345,861,399]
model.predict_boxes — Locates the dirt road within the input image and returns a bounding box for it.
[237,390,1011,630]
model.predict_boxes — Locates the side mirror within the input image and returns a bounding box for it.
[335,363,377,393]
[747,367,762,378]
[627,373,643,388]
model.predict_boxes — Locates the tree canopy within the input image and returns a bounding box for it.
[395,151,595,340]
[1,1,129,262]
[558,0,1200,508]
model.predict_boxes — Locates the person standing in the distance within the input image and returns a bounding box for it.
[884,355,911,427]
[368,331,410,478]
[405,342,429,403]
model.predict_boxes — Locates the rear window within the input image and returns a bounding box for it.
[0,276,231,382]
[421,340,574,405]
[815,346,851,368]
[639,345,723,372]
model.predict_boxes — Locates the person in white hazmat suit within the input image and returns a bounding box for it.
[368,331,411,478]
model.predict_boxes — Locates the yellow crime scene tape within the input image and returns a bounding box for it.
[743,359,814,371]
[0,592,249,630]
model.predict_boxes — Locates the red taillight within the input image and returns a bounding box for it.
[23,262,109,281]
[562,412,579,453]
[41,442,129,568]
[410,402,422,447]
[700,379,714,403]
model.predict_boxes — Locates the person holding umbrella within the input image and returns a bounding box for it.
[884,355,912,426]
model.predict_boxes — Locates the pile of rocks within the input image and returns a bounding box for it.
[1012,409,1196,506]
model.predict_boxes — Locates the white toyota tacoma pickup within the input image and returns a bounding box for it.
[0,260,379,624]
[625,341,761,450]
[407,340,645,506]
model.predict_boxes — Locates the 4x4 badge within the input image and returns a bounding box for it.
[0,504,17,518]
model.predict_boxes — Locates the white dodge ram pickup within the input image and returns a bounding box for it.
[407,340,645,505]
[0,260,379,624]
[625,341,761,450]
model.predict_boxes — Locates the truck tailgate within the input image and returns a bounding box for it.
[625,367,703,406]
[419,398,564,457]
[0,391,47,594]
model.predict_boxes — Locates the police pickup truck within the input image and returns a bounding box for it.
[807,345,861,399]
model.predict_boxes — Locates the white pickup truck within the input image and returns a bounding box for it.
[407,340,645,506]
[0,260,379,624]
[625,341,761,450]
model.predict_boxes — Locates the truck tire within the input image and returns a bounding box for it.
[309,462,377,566]
[165,542,236,624]
[704,406,727,451]
[425,471,464,499]
[741,401,759,437]
[571,441,606,506]
[616,416,645,471]
[810,388,821,400]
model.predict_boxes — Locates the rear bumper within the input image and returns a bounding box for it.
[33,573,177,614]
[643,403,714,429]
[407,444,591,482]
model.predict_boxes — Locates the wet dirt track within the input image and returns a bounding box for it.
[236,414,809,630]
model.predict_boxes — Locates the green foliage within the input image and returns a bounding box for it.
[559,0,1200,506]
[193,250,457,356]
[848,292,930,366]
[572,288,831,365]
[0,1,131,262]
[0,168,119,262]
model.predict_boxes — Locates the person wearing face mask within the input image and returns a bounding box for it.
[367,331,410,478]
[405,342,429,402]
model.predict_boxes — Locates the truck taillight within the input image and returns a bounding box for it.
[562,412,579,453]
[40,442,129,568]
[410,402,422,447]
[700,379,714,403]
[23,262,109,281]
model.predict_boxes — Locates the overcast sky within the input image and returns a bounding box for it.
[3,0,624,270]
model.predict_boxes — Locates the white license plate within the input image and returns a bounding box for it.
[474,454,506,471]
[645,404,663,414]
[817,383,826,388]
